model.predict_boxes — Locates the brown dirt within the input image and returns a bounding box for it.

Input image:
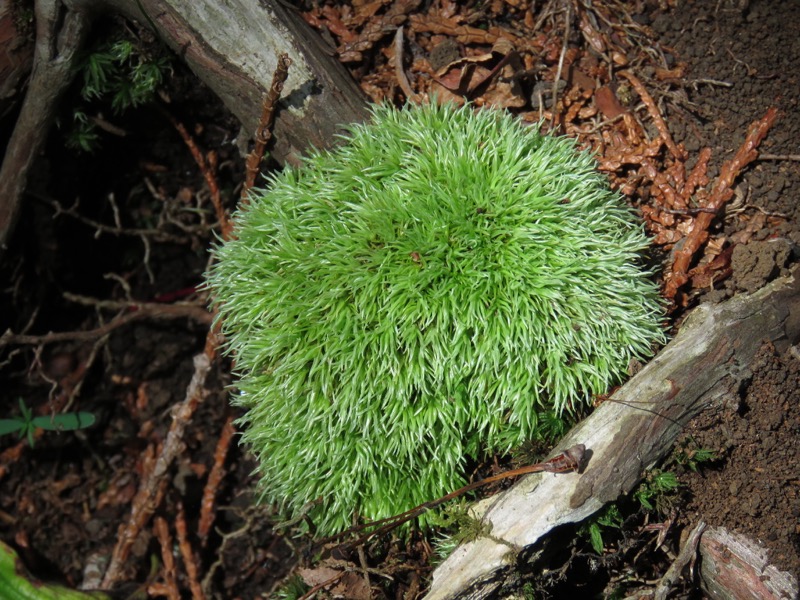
[0,1,798,599]
[656,0,800,582]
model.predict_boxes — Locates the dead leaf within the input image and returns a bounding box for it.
[595,85,627,119]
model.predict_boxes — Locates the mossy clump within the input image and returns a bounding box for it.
[207,101,665,535]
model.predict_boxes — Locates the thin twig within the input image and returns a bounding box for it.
[176,503,206,600]
[551,1,572,130]
[323,444,585,551]
[100,331,220,588]
[619,70,685,161]
[665,107,778,298]
[653,520,706,600]
[153,517,181,600]
[393,26,420,102]
[758,153,800,161]
[198,414,236,543]
[167,113,232,239]
[0,299,211,348]
[243,53,292,197]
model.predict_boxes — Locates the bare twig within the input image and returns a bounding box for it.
[654,520,707,600]
[551,1,572,129]
[393,27,420,102]
[325,444,585,551]
[101,332,219,588]
[619,70,685,161]
[153,517,181,600]
[176,503,205,600]
[758,153,800,161]
[665,107,778,298]
[244,53,292,196]
[167,113,232,239]
[0,0,92,253]
[0,298,211,348]
[198,415,236,542]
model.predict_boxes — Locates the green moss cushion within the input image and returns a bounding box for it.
[208,101,665,535]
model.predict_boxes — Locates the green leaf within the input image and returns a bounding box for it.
[31,412,96,432]
[0,540,113,599]
[0,420,23,436]
[589,522,604,554]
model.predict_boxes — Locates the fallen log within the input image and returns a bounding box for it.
[426,266,800,600]
[699,527,799,600]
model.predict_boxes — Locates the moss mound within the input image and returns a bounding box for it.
[208,102,665,535]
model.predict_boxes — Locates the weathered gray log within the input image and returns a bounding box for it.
[699,527,799,600]
[426,267,800,600]
[99,0,368,164]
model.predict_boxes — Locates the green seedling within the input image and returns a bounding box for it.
[674,445,717,473]
[634,469,680,513]
[0,398,95,448]
[65,36,171,152]
[208,101,666,535]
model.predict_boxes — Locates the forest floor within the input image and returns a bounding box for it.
[0,0,798,599]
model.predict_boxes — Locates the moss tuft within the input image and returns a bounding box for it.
[207,102,665,535]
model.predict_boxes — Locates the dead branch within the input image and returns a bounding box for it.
[166,112,231,239]
[699,527,799,600]
[0,0,92,253]
[153,517,181,600]
[176,503,205,600]
[619,70,685,161]
[0,299,212,348]
[101,331,219,587]
[198,415,236,542]
[244,53,292,196]
[654,520,706,600]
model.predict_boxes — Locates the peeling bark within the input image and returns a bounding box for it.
[700,527,799,600]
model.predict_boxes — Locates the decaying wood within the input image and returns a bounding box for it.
[699,527,799,600]
[101,0,368,164]
[0,0,91,252]
[426,267,800,600]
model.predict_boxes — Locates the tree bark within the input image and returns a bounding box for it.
[426,267,800,600]
[0,0,92,253]
[99,0,369,165]
[699,527,799,600]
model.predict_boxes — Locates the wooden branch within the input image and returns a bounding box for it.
[426,267,800,600]
[0,0,92,252]
[1,0,369,253]
[98,0,369,165]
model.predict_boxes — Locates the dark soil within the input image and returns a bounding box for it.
[656,0,800,581]
[0,0,798,598]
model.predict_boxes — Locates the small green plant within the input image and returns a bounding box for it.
[634,469,680,513]
[65,36,170,152]
[579,503,623,554]
[430,499,493,562]
[673,444,717,472]
[0,540,112,599]
[80,38,170,112]
[273,575,309,600]
[208,101,666,536]
[0,398,95,447]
